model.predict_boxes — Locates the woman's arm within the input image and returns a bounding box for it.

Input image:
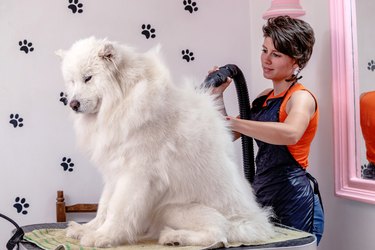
[227,90,316,145]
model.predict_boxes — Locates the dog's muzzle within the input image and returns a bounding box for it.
[70,100,80,112]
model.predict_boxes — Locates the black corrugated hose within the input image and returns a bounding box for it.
[203,64,255,184]
[0,212,25,249]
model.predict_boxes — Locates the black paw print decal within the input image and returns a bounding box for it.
[367,60,375,71]
[182,49,195,62]
[61,157,74,172]
[183,0,198,13]
[68,0,83,14]
[361,163,375,179]
[361,164,366,177]
[141,24,156,39]
[13,197,30,215]
[59,92,68,106]
[9,114,24,128]
[19,40,34,54]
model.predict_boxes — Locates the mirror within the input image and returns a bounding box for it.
[331,0,375,204]
[355,0,375,179]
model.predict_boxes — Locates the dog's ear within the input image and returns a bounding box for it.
[98,43,115,61]
[147,43,161,55]
[55,49,66,60]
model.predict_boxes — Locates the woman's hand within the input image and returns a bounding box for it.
[224,116,242,141]
[208,66,232,95]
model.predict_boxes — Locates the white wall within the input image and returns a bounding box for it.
[1,1,375,250]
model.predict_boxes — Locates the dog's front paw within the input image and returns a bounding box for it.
[159,227,185,247]
[80,231,115,248]
[66,221,87,240]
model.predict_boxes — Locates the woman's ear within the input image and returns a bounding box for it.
[292,59,299,69]
[292,62,301,75]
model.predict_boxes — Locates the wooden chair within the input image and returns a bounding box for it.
[56,190,98,222]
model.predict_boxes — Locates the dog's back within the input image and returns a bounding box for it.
[58,37,274,248]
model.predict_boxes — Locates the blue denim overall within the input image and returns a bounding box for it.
[250,88,324,244]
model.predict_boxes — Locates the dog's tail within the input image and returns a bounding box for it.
[227,213,275,243]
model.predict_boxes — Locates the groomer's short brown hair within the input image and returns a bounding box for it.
[263,15,315,71]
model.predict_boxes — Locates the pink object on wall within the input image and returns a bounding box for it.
[263,0,305,19]
[331,0,375,205]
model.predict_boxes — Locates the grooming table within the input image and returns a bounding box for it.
[18,223,316,250]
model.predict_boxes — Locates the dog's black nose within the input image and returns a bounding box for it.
[69,100,80,111]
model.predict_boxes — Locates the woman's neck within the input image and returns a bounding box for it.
[272,80,294,96]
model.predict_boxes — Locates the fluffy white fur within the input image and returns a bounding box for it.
[56,37,275,248]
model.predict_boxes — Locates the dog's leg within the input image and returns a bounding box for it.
[80,172,165,247]
[66,182,113,239]
[158,203,229,247]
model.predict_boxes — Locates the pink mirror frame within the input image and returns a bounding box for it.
[331,0,375,204]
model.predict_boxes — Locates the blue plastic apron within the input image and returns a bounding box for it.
[250,88,314,233]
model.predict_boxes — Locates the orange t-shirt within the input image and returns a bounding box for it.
[360,91,375,163]
[265,83,319,168]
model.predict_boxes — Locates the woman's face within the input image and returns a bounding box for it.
[261,37,298,83]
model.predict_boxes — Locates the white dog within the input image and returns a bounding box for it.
[56,37,274,248]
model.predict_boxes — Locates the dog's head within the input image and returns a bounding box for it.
[56,37,125,114]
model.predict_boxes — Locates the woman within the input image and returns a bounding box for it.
[212,16,324,244]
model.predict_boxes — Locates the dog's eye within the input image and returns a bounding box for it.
[84,75,92,83]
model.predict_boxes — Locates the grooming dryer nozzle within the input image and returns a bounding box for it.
[202,64,238,88]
